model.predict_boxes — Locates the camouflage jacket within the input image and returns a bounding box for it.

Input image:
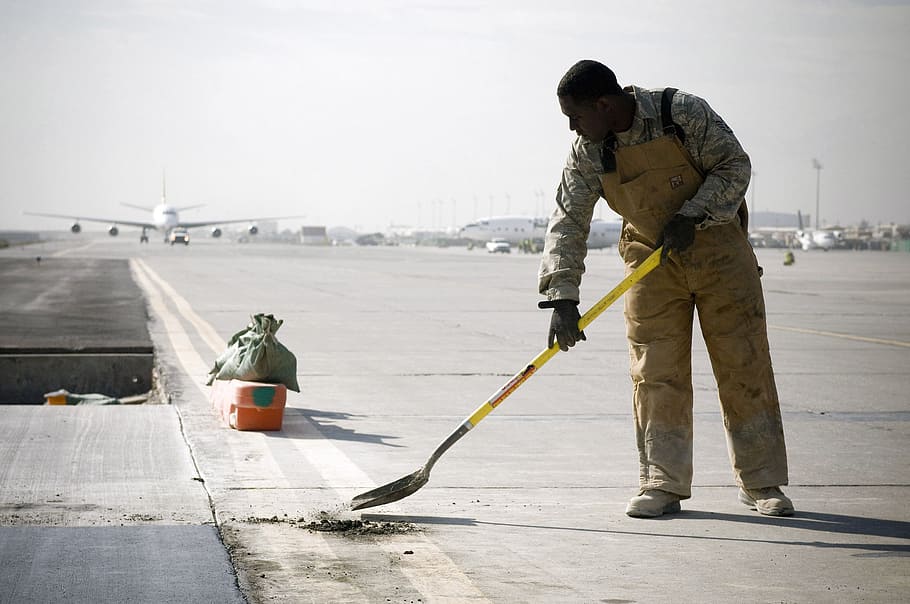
[538,85,751,302]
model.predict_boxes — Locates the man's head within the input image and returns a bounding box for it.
[557,60,632,142]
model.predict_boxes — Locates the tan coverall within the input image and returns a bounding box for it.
[540,87,789,498]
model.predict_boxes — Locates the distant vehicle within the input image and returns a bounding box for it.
[459,215,621,249]
[355,233,384,246]
[25,172,302,243]
[169,228,190,246]
[486,238,511,253]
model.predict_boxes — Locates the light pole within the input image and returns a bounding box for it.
[812,158,822,230]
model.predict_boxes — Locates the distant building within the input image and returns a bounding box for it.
[0,231,41,246]
[300,226,329,245]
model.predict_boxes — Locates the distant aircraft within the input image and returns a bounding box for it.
[748,211,841,251]
[459,215,621,249]
[796,210,840,251]
[585,218,623,249]
[25,175,302,243]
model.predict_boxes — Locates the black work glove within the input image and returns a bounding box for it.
[659,213,699,264]
[538,299,586,351]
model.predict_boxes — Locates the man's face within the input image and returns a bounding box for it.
[558,94,613,143]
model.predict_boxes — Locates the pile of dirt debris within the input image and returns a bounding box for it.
[239,511,417,536]
[304,517,416,535]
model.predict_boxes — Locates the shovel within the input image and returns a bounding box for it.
[350,247,663,511]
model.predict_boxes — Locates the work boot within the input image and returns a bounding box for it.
[625,490,682,518]
[739,486,795,517]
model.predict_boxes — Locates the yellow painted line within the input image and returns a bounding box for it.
[769,325,910,348]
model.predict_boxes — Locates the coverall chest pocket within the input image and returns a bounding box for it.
[603,165,702,244]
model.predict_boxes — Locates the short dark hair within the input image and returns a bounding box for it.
[557,60,622,102]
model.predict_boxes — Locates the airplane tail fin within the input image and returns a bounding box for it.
[160,170,203,211]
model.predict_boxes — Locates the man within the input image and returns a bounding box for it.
[538,60,793,518]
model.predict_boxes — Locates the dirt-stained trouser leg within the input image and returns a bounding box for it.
[623,239,696,498]
[691,224,789,489]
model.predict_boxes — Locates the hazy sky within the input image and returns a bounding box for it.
[2,0,908,233]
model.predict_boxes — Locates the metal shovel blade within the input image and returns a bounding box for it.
[351,467,429,511]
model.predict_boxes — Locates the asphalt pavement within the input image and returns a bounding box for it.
[1,234,908,603]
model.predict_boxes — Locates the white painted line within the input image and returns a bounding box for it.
[133,258,226,356]
[769,324,910,348]
[130,259,210,385]
[272,530,371,603]
[133,259,292,492]
[130,258,489,602]
[380,535,492,603]
[287,422,488,600]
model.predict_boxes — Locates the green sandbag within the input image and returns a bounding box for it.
[206,313,300,392]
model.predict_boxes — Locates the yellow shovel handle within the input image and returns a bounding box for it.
[466,247,663,428]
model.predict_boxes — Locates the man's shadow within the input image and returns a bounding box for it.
[668,509,910,555]
[362,509,910,556]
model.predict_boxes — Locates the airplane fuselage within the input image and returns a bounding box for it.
[798,229,838,251]
[152,203,180,232]
[459,216,548,245]
[459,215,621,249]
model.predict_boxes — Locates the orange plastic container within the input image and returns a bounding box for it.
[211,379,286,431]
[44,389,70,405]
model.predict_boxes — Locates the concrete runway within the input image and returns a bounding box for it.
[1,234,909,603]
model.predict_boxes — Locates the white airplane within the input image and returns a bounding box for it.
[459,215,622,249]
[586,218,623,249]
[796,210,841,251]
[25,176,302,243]
[749,211,842,251]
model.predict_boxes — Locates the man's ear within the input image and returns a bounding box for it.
[594,96,613,114]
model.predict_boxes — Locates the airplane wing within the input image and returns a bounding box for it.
[24,211,157,230]
[177,215,304,229]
